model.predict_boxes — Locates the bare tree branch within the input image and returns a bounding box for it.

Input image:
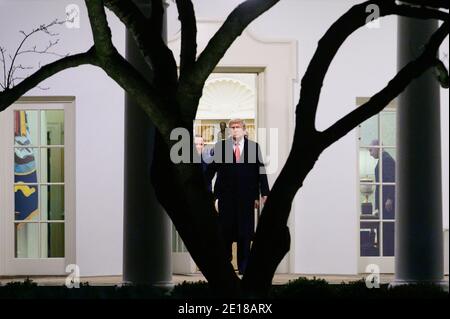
[435,58,449,88]
[322,21,449,148]
[177,0,281,122]
[0,47,96,112]
[5,19,66,89]
[18,39,69,58]
[12,76,50,91]
[85,0,115,58]
[295,0,448,134]
[0,47,7,89]
[150,0,164,36]
[103,0,154,67]
[189,0,280,87]
[242,1,449,297]
[92,49,178,137]
[175,0,197,76]
[399,0,449,10]
[104,0,178,95]
[393,2,449,20]
[9,64,34,86]
[84,1,180,134]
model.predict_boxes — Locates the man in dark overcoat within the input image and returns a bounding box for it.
[207,119,269,275]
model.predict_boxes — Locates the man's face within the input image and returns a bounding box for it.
[230,123,244,141]
[194,137,204,154]
[369,146,379,159]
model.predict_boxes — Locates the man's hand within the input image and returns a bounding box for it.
[385,199,393,212]
[255,196,268,209]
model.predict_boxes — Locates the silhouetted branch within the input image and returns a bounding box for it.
[85,0,115,58]
[435,58,449,88]
[0,47,7,89]
[323,21,448,148]
[104,0,178,96]
[243,0,449,297]
[178,0,281,121]
[103,0,153,67]
[175,0,197,76]
[3,19,67,89]
[92,47,178,137]
[12,76,50,91]
[150,0,164,36]
[9,64,33,86]
[187,0,280,88]
[296,0,449,132]
[400,0,449,10]
[0,47,96,112]
[18,39,69,58]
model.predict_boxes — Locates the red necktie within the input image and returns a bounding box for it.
[234,143,241,162]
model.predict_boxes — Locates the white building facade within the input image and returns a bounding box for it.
[0,0,448,278]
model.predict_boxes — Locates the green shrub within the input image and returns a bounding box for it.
[0,277,447,299]
[170,280,213,299]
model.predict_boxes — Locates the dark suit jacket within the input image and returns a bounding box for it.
[206,137,269,242]
[375,151,396,219]
[200,151,213,192]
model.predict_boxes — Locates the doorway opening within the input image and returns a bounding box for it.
[172,72,260,274]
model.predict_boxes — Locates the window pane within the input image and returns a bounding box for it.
[381,112,396,147]
[172,225,177,252]
[41,185,64,221]
[359,115,378,146]
[359,148,377,181]
[14,111,38,147]
[41,110,64,145]
[375,149,396,184]
[41,223,65,258]
[383,222,395,256]
[360,183,378,219]
[14,184,39,221]
[360,222,380,256]
[40,147,64,183]
[15,223,39,258]
[381,185,396,220]
[15,147,39,183]
[379,148,396,220]
[382,148,396,179]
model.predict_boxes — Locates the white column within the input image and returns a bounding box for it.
[123,0,172,287]
[391,16,446,288]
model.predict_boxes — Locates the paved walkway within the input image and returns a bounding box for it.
[3,273,445,286]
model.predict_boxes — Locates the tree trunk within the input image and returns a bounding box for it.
[242,139,322,297]
[151,131,242,297]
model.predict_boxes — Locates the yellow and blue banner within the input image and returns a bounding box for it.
[14,111,39,221]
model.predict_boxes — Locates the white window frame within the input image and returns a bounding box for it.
[0,96,76,276]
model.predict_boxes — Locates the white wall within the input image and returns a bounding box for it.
[0,0,125,276]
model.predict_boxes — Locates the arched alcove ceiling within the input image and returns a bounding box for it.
[197,77,256,120]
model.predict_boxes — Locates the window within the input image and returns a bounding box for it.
[14,110,65,258]
[359,109,396,258]
[1,97,74,275]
